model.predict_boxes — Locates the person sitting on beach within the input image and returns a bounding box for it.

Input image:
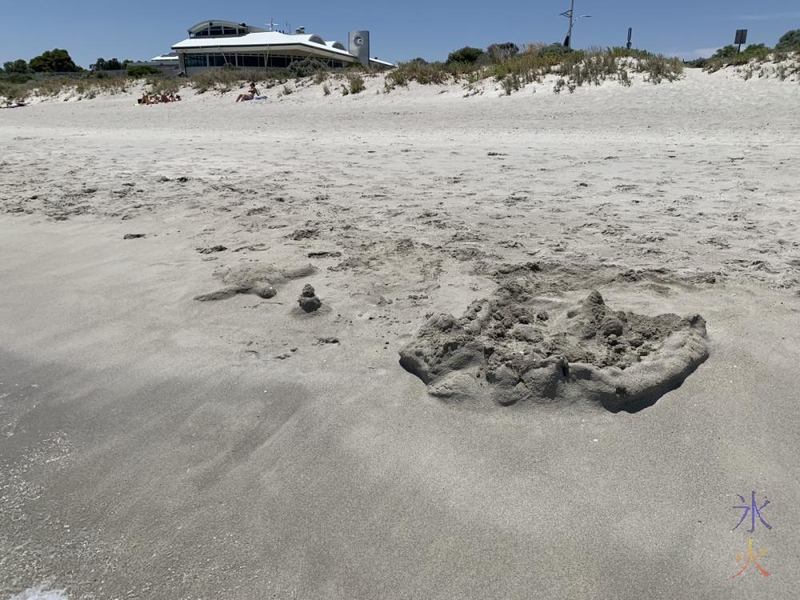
[236,82,259,102]
[169,93,181,102]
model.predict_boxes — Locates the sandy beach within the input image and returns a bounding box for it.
[1,68,799,599]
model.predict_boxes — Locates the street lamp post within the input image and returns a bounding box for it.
[560,0,591,50]
[566,0,575,49]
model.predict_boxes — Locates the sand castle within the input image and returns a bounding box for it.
[400,285,709,412]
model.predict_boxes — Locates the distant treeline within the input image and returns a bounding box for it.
[686,29,800,68]
[1,49,160,82]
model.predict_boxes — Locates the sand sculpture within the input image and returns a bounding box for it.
[194,263,316,302]
[298,284,322,313]
[399,284,709,412]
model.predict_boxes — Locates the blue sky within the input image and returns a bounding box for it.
[1,0,799,67]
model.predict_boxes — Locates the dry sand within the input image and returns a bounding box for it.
[1,69,799,599]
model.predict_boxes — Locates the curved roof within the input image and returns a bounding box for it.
[188,20,266,35]
[173,31,354,59]
[306,34,326,45]
[326,41,346,50]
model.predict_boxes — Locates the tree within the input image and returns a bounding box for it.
[446,46,484,64]
[487,42,519,64]
[776,29,800,51]
[711,45,738,60]
[712,43,771,63]
[29,49,80,73]
[92,57,131,71]
[3,59,29,74]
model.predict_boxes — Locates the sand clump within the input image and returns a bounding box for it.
[399,283,709,412]
[298,284,322,313]
[194,263,316,302]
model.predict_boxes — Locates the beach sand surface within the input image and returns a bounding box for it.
[1,69,799,599]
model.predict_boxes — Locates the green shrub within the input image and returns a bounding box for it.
[639,55,684,83]
[446,46,484,64]
[500,73,522,95]
[0,73,32,84]
[127,65,160,78]
[147,77,181,95]
[388,46,683,94]
[0,81,18,101]
[190,69,265,94]
[288,57,327,78]
[538,43,571,57]
[3,59,30,75]
[347,73,366,94]
[386,61,452,86]
[776,29,800,52]
[706,43,773,71]
[684,57,709,69]
[487,42,520,64]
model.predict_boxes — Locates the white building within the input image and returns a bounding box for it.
[171,20,392,75]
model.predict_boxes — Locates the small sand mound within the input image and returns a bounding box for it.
[195,263,316,302]
[298,284,322,313]
[399,284,709,412]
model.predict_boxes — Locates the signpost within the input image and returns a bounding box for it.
[627,27,633,50]
[735,29,748,54]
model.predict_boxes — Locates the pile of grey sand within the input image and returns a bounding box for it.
[399,283,709,412]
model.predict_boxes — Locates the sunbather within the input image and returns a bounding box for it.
[236,82,259,102]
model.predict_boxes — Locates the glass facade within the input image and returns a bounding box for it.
[192,26,247,38]
[182,53,346,70]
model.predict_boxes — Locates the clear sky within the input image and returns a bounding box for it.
[1,0,799,68]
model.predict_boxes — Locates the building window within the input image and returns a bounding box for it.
[206,54,232,67]
[185,54,207,67]
[266,55,291,69]
[239,54,265,68]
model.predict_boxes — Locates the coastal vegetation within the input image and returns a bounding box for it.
[685,29,800,73]
[385,45,685,93]
[2,29,799,103]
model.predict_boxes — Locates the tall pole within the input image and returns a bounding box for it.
[567,0,575,49]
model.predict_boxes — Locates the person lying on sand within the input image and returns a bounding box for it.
[3,99,27,108]
[236,82,259,102]
[138,92,181,105]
